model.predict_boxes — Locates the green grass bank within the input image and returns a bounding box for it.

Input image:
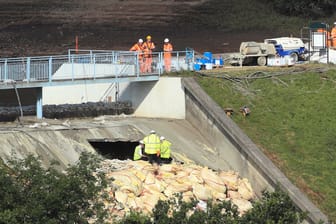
[183,64,335,222]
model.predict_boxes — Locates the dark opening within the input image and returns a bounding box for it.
[88,139,138,160]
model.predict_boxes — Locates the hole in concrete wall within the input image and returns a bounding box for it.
[88,139,138,160]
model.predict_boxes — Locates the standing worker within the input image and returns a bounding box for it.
[317,27,331,47]
[143,130,161,164]
[143,35,155,73]
[130,39,145,73]
[133,140,147,161]
[159,136,172,164]
[163,38,173,72]
[331,22,336,49]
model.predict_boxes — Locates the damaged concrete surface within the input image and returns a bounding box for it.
[0,115,223,171]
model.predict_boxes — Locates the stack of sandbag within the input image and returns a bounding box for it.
[97,159,254,220]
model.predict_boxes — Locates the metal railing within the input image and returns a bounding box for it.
[0,49,194,85]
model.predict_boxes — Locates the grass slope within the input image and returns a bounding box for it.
[194,64,336,222]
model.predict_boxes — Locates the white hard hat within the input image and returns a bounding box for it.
[150,130,156,134]
[164,38,169,43]
[334,22,336,25]
[139,140,144,144]
[160,136,165,141]
[138,38,143,43]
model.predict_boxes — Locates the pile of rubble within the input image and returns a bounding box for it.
[96,159,255,221]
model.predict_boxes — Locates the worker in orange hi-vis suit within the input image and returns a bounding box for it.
[331,22,336,48]
[317,28,331,47]
[130,38,145,73]
[163,38,173,72]
[143,35,155,73]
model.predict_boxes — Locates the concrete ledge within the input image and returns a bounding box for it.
[182,77,328,224]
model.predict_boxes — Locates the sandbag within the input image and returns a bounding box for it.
[192,183,212,201]
[115,190,128,205]
[201,167,226,193]
[219,170,239,191]
[238,178,254,200]
[109,171,143,196]
[231,198,253,215]
[227,190,241,199]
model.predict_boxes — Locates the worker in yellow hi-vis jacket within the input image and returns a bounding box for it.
[143,130,161,164]
[159,136,172,164]
[133,140,147,161]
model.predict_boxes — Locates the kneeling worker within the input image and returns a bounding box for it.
[133,140,147,161]
[160,136,172,164]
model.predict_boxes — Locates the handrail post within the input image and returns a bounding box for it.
[68,49,71,63]
[159,52,163,76]
[90,50,93,63]
[176,52,180,71]
[136,53,139,77]
[71,56,74,81]
[36,87,43,119]
[26,57,30,82]
[192,50,195,70]
[48,56,52,82]
[4,59,7,80]
[93,54,96,80]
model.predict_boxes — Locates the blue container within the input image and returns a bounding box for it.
[212,57,224,66]
[196,58,207,64]
[203,52,213,62]
[193,63,201,71]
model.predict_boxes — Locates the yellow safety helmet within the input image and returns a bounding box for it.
[146,35,152,40]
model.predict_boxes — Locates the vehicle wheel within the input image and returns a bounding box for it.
[290,53,298,62]
[257,56,267,66]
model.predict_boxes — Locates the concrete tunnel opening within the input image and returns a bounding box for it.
[88,139,138,160]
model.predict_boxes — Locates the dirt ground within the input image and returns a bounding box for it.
[0,0,273,57]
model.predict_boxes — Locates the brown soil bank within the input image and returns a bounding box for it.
[0,0,274,57]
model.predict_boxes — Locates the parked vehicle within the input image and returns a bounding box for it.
[264,37,306,62]
[229,37,306,66]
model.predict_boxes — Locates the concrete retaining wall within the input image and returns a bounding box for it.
[119,77,185,119]
[43,83,114,104]
[181,77,328,224]
[43,77,185,119]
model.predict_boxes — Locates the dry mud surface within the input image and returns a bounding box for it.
[0,0,271,57]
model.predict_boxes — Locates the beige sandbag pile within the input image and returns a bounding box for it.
[98,159,254,220]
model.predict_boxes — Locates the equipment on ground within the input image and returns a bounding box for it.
[240,106,251,117]
[224,108,234,117]
[194,52,224,70]
[229,42,276,66]
[229,37,306,66]
[264,37,306,62]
